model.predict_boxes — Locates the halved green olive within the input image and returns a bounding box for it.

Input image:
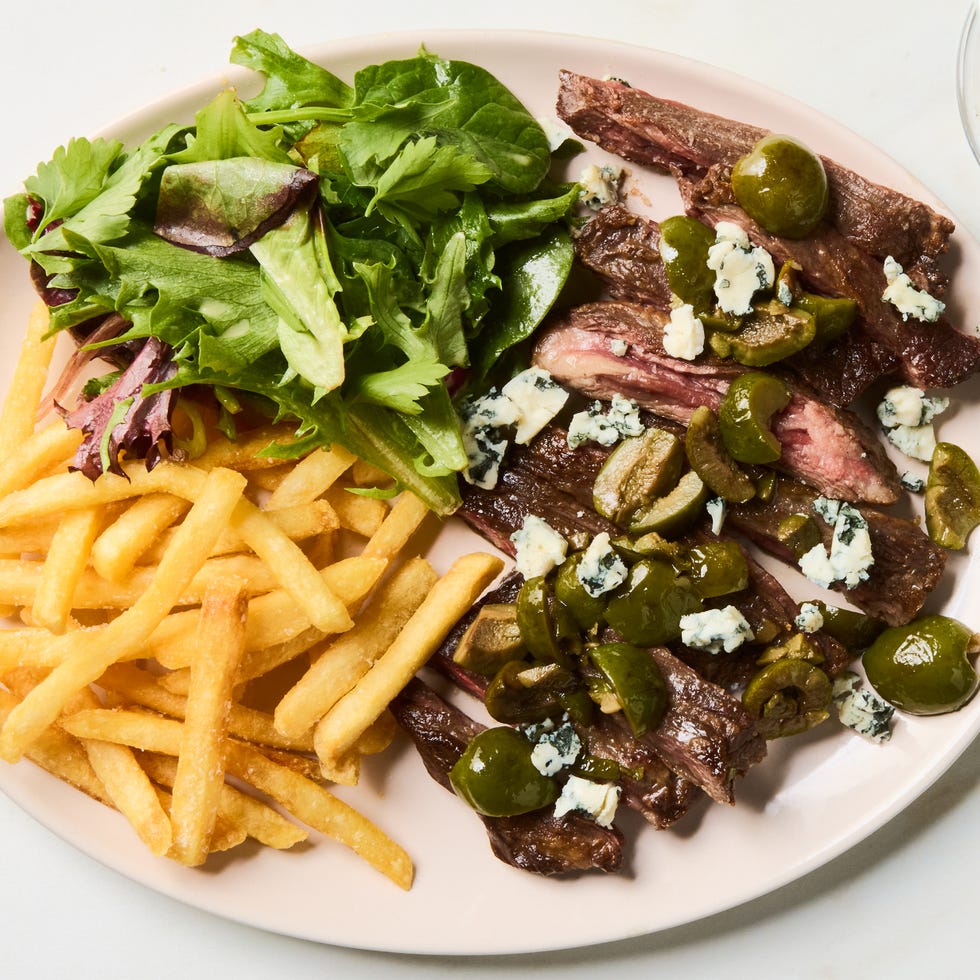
[449,726,559,817]
[628,470,709,537]
[659,215,717,313]
[453,603,525,676]
[863,614,979,715]
[484,661,582,725]
[925,441,980,550]
[776,513,824,560]
[755,632,825,666]
[794,293,857,347]
[685,405,756,503]
[515,576,577,667]
[742,659,833,738]
[680,540,749,599]
[731,133,829,238]
[603,558,702,647]
[810,601,884,650]
[554,552,607,631]
[593,427,685,526]
[587,642,669,737]
[708,300,816,366]
[717,371,791,464]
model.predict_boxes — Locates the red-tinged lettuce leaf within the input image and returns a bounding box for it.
[60,336,177,479]
[154,157,318,256]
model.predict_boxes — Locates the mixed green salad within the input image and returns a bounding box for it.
[2,30,581,514]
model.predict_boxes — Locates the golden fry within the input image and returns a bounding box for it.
[314,552,503,761]
[31,507,103,634]
[91,494,189,583]
[169,578,248,866]
[362,492,432,561]
[266,445,356,508]
[275,557,437,739]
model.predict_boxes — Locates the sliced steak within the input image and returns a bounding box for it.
[390,678,624,876]
[680,174,980,391]
[727,479,946,626]
[556,70,954,292]
[637,647,766,805]
[574,204,898,405]
[532,302,901,504]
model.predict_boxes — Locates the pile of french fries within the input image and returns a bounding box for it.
[0,302,503,887]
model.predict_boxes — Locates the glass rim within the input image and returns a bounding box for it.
[957,1,980,164]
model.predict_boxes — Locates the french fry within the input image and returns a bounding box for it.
[91,494,189,582]
[191,425,300,471]
[0,301,57,461]
[322,484,389,537]
[275,557,438,739]
[169,578,248,866]
[0,421,83,499]
[31,507,103,634]
[351,458,394,488]
[146,555,387,672]
[362,492,432,560]
[314,552,504,762]
[140,753,307,850]
[266,445,356,509]
[223,741,413,890]
[0,467,247,762]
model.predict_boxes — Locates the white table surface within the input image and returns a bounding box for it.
[1,1,977,977]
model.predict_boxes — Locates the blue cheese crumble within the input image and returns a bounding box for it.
[706,221,776,315]
[553,775,621,828]
[567,393,645,448]
[832,671,895,742]
[680,605,754,654]
[577,163,622,210]
[794,602,825,634]
[458,369,569,488]
[610,338,629,357]
[576,532,628,598]
[500,367,570,445]
[510,515,568,579]
[663,302,705,361]
[706,497,727,536]
[881,255,946,323]
[526,720,583,777]
[799,499,874,589]
[900,471,925,493]
[876,384,948,462]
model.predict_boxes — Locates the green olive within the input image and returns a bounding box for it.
[708,299,816,366]
[776,513,824,560]
[755,632,825,666]
[515,576,562,663]
[484,660,582,725]
[793,293,857,347]
[742,659,833,738]
[810,601,884,650]
[628,470,709,537]
[593,427,685,526]
[658,215,717,313]
[685,405,756,503]
[587,642,668,737]
[449,726,560,817]
[680,540,750,599]
[925,441,980,550]
[603,558,702,647]
[863,614,979,715]
[554,552,607,631]
[731,134,829,239]
[453,603,526,676]
[717,371,791,464]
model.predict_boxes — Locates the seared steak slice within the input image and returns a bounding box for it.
[390,678,624,876]
[556,71,954,292]
[638,647,766,805]
[533,302,901,504]
[680,174,980,390]
[574,204,898,405]
[727,479,946,626]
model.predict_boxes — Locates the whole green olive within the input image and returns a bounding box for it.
[862,614,979,715]
[731,134,829,239]
[449,726,559,817]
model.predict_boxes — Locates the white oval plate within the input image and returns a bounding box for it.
[1,28,979,956]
